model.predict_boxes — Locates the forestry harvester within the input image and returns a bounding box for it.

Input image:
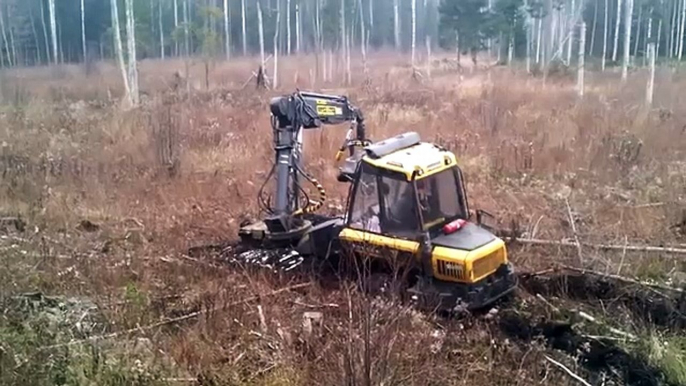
[234,90,517,312]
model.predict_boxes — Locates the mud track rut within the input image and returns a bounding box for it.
[187,242,685,386]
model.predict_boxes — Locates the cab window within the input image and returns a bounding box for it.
[349,169,381,233]
[379,177,420,237]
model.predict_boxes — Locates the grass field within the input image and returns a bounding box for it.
[0,51,685,385]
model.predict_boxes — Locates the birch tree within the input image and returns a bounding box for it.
[295,2,301,53]
[126,0,139,104]
[613,0,622,61]
[577,22,585,97]
[679,0,686,59]
[159,0,165,59]
[273,1,280,88]
[258,1,265,67]
[224,0,230,59]
[242,0,247,56]
[48,0,58,63]
[412,0,417,66]
[602,0,609,69]
[646,43,655,105]
[174,0,179,55]
[287,0,291,55]
[622,0,633,81]
[110,0,131,104]
[40,0,50,63]
[81,0,86,61]
[0,4,12,67]
[394,0,400,49]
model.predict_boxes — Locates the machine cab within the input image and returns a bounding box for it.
[339,132,471,247]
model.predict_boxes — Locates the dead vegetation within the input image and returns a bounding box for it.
[0,52,685,385]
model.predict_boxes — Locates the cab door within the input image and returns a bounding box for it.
[338,165,421,271]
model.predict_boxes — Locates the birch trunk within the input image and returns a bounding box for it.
[590,0,598,55]
[359,0,366,66]
[287,0,291,55]
[622,0,633,82]
[48,0,58,64]
[602,0,609,69]
[0,5,12,67]
[679,0,686,59]
[29,3,42,64]
[536,17,542,63]
[183,0,189,56]
[224,0,230,59]
[613,0,622,61]
[81,0,86,61]
[346,30,351,84]
[258,1,265,67]
[394,0,400,49]
[174,0,179,56]
[159,0,165,59]
[633,5,642,56]
[241,0,247,55]
[8,10,16,66]
[657,19,662,57]
[567,0,575,64]
[578,22,586,97]
[646,43,655,105]
[340,0,345,51]
[40,0,50,63]
[369,0,374,29]
[295,2,300,54]
[110,0,131,104]
[412,0,416,66]
[669,0,676,57]
[125,0,139,105]
[644,9,652,65]
[273,1,280,88]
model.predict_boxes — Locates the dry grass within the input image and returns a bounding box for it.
[0,51,685,385]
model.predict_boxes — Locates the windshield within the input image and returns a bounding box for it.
[416,167,467,230]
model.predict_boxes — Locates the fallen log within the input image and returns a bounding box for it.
[506,237,686,255]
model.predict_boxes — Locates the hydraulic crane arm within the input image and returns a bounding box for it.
[260,91,369,236]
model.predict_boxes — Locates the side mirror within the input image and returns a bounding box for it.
[475,209,498,233]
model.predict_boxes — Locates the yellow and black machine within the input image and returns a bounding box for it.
[235,90,517,312]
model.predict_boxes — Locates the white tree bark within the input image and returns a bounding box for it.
[679,0,686,59]
[183,0,189,56]
[669,0,677,57]
[536,18,543,63]
[258,1,265,67]
[241,0,247,56]
[590,0,598,55]
[622,0,633,81]
[81,0,87,61]
[508,32,514,64]
[644,9,653,65]
[567,0,575,63]
[633,5,642,56]
[110,0,131,104]
[646,43,655,105]
[174,0,179,56]
[613,0,622,61]
[394,0,400,49]
[656,18,662,57]
[359,0,367,64]
[578,22,586,97]
[48,0,58,64]
[287,0,291,55]
[40,0,51,63]
[295,2,301,54]
[273,1,280,88]
[345,30,351,84]
[125,0,139,104]
[0,4,12,67]
[340,0,345,51]
[224,0,230,59]
[159,0,165,59]
[602,0,609,70]
[411,0,416,66]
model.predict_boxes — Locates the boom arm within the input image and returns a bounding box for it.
[261,91,368,236]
